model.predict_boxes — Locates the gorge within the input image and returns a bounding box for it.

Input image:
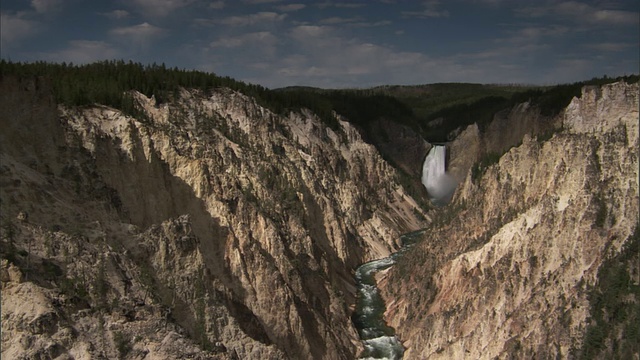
[381,80,639,359]
[0,70,427,360]
[1,63,638,359]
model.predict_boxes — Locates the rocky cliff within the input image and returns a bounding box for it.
[447,98,562,183]
[0,76,427,359]
[381,81,639,359]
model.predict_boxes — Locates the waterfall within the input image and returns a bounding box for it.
[421,145,446,192]
[421,145,456,204]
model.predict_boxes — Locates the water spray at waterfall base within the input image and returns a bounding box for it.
[421,145,457,205]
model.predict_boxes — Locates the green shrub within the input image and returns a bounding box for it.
[471,152,502,182]
[114,331,132,358]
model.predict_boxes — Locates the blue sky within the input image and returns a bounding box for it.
[1,0,638,88]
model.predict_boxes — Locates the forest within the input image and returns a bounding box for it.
[1,60,637,143]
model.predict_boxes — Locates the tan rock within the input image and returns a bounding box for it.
[1,77,427,359]
[382,81,639,359]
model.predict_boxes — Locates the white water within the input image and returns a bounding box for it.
[361,336,405,360]
[421,145,456,204]
[353,256,404,360]
[352,231,424,360]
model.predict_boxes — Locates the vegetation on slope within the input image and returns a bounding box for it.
[579,224,640,359]
[373,83,531,119]
[0,60,415,133]
[0,60,342,128]
[2,60,636,144]
[381,75,638,142]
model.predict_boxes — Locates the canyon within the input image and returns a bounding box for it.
[1,72,638,359]
[382,81,639,359]
[0,76,426,359]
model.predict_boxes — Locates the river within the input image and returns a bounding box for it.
[352,230,424,360]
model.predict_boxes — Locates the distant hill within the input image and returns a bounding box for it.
[374,77,638,142]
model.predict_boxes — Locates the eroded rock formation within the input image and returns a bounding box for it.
[0,77,427,359]
[381,81,639,359]
[3,75,637,360]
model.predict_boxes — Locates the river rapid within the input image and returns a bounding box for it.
[352,231,424,360]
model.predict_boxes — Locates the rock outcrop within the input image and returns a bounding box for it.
[447,100,562,183]
[0,77,427,359]
[381,81,639,358]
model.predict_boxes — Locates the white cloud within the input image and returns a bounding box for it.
[556,1,638,25]
[102,10,130,19]
[242,0,281,3]
[289,25,332,39]
[317,16,391,27]
[110,22,165,49]
[192,18,214,27]
[471,0,506,4]
[585,42,636,52]
[209,1,225,9]
[352,20,391,27]
[402,9,448,18]
[111,22,164,37]
[276,4,305,12]
[402,0,449,18]
[319,16,363,25]
[0,12,39,46]
[183,0,637,88]
[42,40,121,64]
[217,12,286,26]
[237,22,583,88]
[210,32,279,58]
[316,2,366,9]
[517,1,639,26]
[210,31,277,53]
[263,25,464,87]
[128,0,197,17]
[502,25,570,44]
[31,0,62,13]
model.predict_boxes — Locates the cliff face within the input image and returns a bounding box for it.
[0,78,426,359]
[447,100,562,183]
[381,81,639,359]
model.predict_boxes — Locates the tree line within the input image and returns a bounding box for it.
[0,60,273,117]
[1,60,636,142]
[421,74,639,142]
[0,60,414,131]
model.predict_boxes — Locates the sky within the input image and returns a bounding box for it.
[1,0,638,88]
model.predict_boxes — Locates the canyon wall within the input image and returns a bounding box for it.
[381,81,639,359]
[0,77,427,359]
[3,75,636,360]
[447,100,562,183]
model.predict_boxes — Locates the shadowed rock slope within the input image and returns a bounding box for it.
[0,76,427,359]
